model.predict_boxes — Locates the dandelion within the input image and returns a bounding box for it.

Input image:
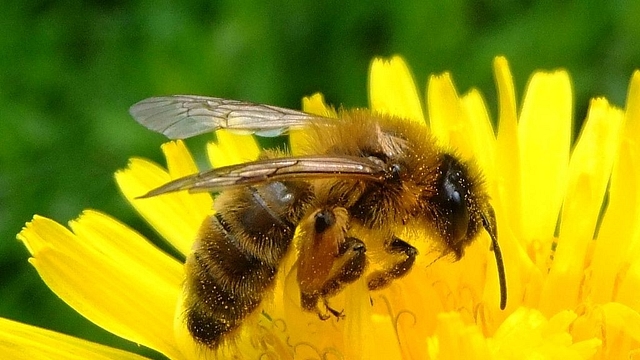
[8,56,640,359]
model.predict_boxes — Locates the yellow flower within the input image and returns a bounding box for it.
[8,56,640,359]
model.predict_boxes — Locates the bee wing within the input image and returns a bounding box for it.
[129,95,320,139]
[139,156,386,198]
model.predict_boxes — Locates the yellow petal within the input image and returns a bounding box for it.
[518,70,572,240]
[342,280,378,360]
[571,303,640,359]
[302,93,337,118]
[539,99,624,315]
[589,72,640,306]
[369,56,425,124]
[589,141,639,299]
[617,260,640,318]
[115,141,212,256]
[560,98,623,242]
[289,93,338,156]
[0,317,149,360]
[426,72,459,148]
[428,74,496,170]
[116,158,197,255]
[207,129,260,168]
[487,57,544,316]
[494,56,519,132]
[427,312,491,360]
[460,90,497,177]
[493,57,523,238]
[17,212,184,359]
[625,70,640,139]
[162,141,199,178]
[493,308,600,360]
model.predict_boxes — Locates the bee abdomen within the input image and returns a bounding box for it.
[184,182,312,348]
[185,252,275,347]
[184,214,279,347]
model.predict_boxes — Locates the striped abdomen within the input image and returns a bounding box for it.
[182,181,311,348]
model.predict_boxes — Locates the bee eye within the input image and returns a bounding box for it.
[389,163,402,181]
[432,154,470,258]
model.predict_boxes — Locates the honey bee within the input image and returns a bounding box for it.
[129,95,507,349]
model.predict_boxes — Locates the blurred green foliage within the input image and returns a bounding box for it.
[1,0,639,358]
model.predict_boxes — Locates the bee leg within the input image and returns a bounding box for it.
[300,236,367,320]
[323,299,344,319]
[300,292,330,320]
[367,237,417,290]
[302,297,345,321]
[325,237,368,289]
[320,237,366,317]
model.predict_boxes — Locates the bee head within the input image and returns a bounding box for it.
[428,153,489,259]
[427,153,507,309]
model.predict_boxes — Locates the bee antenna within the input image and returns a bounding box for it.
[425,252,445,268]
[481,206,507,310]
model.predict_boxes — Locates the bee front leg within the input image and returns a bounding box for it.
[367,237,417,290]
[297,208,367,320]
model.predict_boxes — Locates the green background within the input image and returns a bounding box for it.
[1,1,639,358]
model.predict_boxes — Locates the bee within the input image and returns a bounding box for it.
[129,95,507,349]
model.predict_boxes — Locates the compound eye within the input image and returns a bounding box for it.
[432,154,470,257]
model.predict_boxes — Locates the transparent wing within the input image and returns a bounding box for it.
[138,156,386,198]
[129,95,320,139]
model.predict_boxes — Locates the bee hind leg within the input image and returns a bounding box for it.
[367,237,417,290]
[300,237,367,320]
[300,292,331,320]
[323,299,345,319]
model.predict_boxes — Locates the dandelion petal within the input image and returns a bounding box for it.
[518,70,572,240]
[115,141,212,255]
[540,99,624,315]
[17,213,184,359]
[369,56,425,124]
[0,317,149,360]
